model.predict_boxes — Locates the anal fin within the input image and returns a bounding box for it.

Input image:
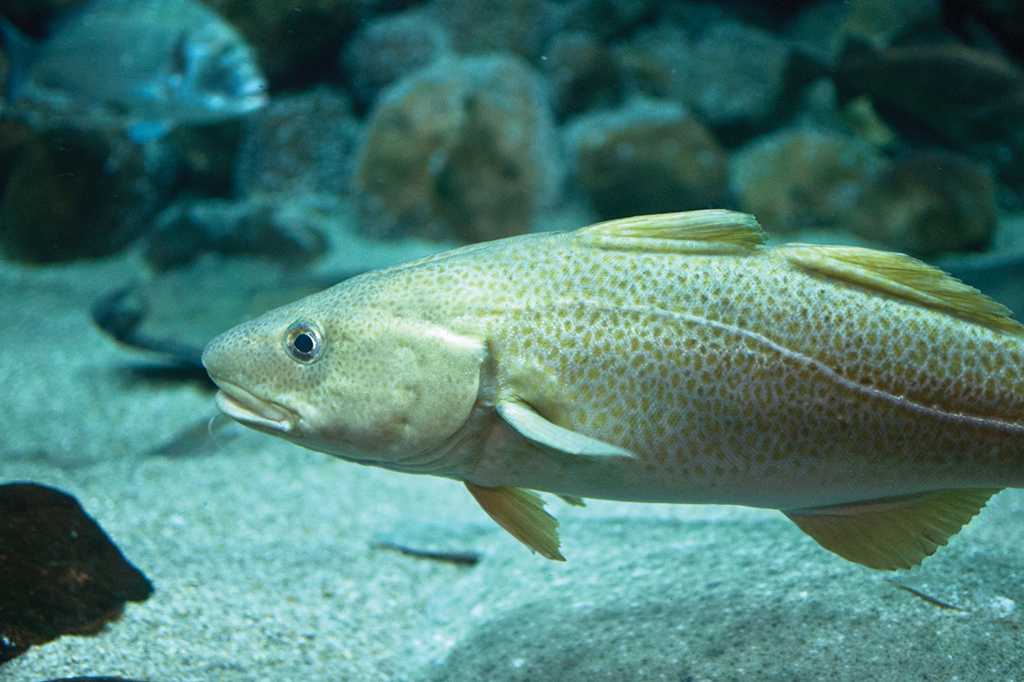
[784,488,999,571]
[465,482,565,561]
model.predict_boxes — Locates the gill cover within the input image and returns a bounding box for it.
[293,311,487,464]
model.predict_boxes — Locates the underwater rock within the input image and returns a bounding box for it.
[145,196,328,271]
[544,31,623,120]
[834,33,1024,195]
[355,53,560,243]
[849,150,997,257]
[730,126,882,234]
[92,256,352,370]
[418,504,1024,682]
[616,17,793,142]
[787,0,852,64]
[568,99,726,220]
[843,0,939,46]
[615,22,692,101]
[426,0,553,61]
[684,20,793,140]
[834,35,1024,147]
[202,0,363,87]
[555,0,655,39]
[340,10,451,111]
[0,119,35,192]
[165,120,245,199]
[0,128,169,263]
[235,87,361,196]
[944,0,1024,64]
[0,482,152,664]
[0,0,89,32]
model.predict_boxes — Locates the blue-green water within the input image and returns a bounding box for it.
[2,0,1024,679]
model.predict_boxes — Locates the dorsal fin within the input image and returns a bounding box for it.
[574,210,767,255]
[781,244,1024,336]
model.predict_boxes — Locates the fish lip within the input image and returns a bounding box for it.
[212,380,300,436]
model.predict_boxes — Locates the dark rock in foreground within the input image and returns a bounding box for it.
[0,483,152,664]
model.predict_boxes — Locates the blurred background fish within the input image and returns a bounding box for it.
[0,0,268,142]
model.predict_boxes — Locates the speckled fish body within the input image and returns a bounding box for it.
[203,210,1024,570]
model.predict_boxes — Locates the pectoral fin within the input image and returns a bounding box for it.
[783,488,999,571]
[465,482,565,561]
[497,399,637,460]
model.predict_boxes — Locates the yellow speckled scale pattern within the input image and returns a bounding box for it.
[316,222,1024,508]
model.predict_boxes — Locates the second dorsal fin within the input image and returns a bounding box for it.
[781,244,1024,336]
[573,210,767,255]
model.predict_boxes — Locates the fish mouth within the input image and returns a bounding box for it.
[213,381,300,436]
[237,89,269,112]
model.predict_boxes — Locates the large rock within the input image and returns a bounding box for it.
[0,129,169,262]
[684,20,793,139]
[145,195,328,271]
[0,483,152,663]
[354,54,560,243]
[201,0,363,87]
[568,99,727,221]
[849,150,997,257]
[416,498,1024,682]
[341,10,452,111]
[618,18,793,142]
[544,31,624,120]
[426,0,553,61]
[730,126,882,235]
[235,86,361,196]
[0,0,88,35]
[555,0,656,39]
[843,0,939,46]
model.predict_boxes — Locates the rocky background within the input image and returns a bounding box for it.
[0,0,1022,267]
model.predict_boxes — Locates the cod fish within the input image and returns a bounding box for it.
[202,210,1024,571]
[0,0,267,141]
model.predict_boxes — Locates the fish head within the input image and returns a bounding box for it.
[201,288,486,469]
[170,23,267,117]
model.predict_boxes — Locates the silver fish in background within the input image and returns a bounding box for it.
[0,0,268,142]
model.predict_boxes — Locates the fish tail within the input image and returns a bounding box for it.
[0,14,35,102]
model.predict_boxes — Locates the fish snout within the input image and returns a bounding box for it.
[202,337,299,436]
[212,380,300,436]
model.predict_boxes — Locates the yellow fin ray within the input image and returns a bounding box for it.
[782,244,1023,336]
[784,488,999,571]
[497,399,637,459]
[574,209,767,254]
[465,483,565,561]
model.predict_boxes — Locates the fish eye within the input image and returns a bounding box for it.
[284,320,324,364]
